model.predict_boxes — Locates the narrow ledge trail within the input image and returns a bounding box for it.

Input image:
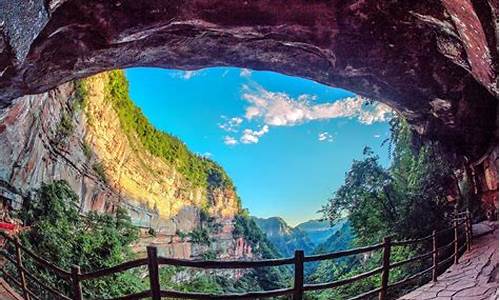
[399,222,498,300]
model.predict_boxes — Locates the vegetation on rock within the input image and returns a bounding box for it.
[91,161,107,183]
[55,111,74,143]
[104,70,237,194]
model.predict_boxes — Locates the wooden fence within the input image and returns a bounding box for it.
[0,212,473,300]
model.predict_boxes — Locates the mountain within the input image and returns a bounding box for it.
[313,220,353,254]
[0,70,292,293]
[253,217,315,256]
[254,216,353,258]
[296,218,347,245]
[0,70,261,262]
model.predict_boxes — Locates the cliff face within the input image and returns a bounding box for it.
[0,71,250,260]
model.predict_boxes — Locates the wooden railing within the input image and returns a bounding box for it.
[0,212,473,300]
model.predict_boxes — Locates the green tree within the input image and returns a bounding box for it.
[315,116,456,298]
[15,180,145,299]
[321,117,454,244]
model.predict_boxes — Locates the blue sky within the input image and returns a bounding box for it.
[125,67,392,226]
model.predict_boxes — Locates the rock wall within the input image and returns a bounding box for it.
[470,147,499,219]
[0,72,250,260]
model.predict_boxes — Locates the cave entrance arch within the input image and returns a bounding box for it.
[0,0,497,161]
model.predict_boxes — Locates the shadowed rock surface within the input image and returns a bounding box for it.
[0,0,498,160]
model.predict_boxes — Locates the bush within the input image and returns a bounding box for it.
[176,229,188,241]
[201,250,217,260]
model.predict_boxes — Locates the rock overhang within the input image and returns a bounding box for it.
[0,0,497,161]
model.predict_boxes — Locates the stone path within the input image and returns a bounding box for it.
[399,222,498,300]
[0,278,22,300]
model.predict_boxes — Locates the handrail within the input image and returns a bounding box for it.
[389,251,433,269]
[1,270,41,300]
[388,265,434,289]
[392,233,433,246]
[0,231,71,279]
[79,258,148,281]
[347,287,382,300]
[303,242,384,262]
[106,290,151,300]
[0,210,473,300]
[157,256,295,269]
[304,266,383,291]
[158,288,295,299]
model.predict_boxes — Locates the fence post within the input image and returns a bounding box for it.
[466,209,473,249]
[14,239,29,300]
[378,236,392,300]
[453,220,459,264]
[71,265,83,300]
[432,230,438,282]
[465,213,471,252]
[147,246,161,300]
[293,250,304,300]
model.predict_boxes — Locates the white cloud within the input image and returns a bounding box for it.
[373,134,381,138]
[240,68,252,77]
[202,152,213,158]
[224,136,238,146]
[318,132,334,142]
[182,71,199,79]
[169,70,202,80]
[240,125,269,144]
[218,116,243,132]
[241,86,393,126]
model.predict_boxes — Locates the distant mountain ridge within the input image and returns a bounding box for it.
[296,218,347,246]
[252,217,315,256]
[253,216,351,257]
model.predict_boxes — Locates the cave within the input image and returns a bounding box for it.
[0,0,497,156]
[0,1,498,299]
[1,0,498,214]
[0,0,499,200]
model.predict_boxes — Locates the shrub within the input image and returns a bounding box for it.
[188,228,211,245]
[176,229,188,241]
[201,250,217,260]
[73,80,88,112]
[82,141,93,159]
[92,161,107,183]
[55,111,74,142]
